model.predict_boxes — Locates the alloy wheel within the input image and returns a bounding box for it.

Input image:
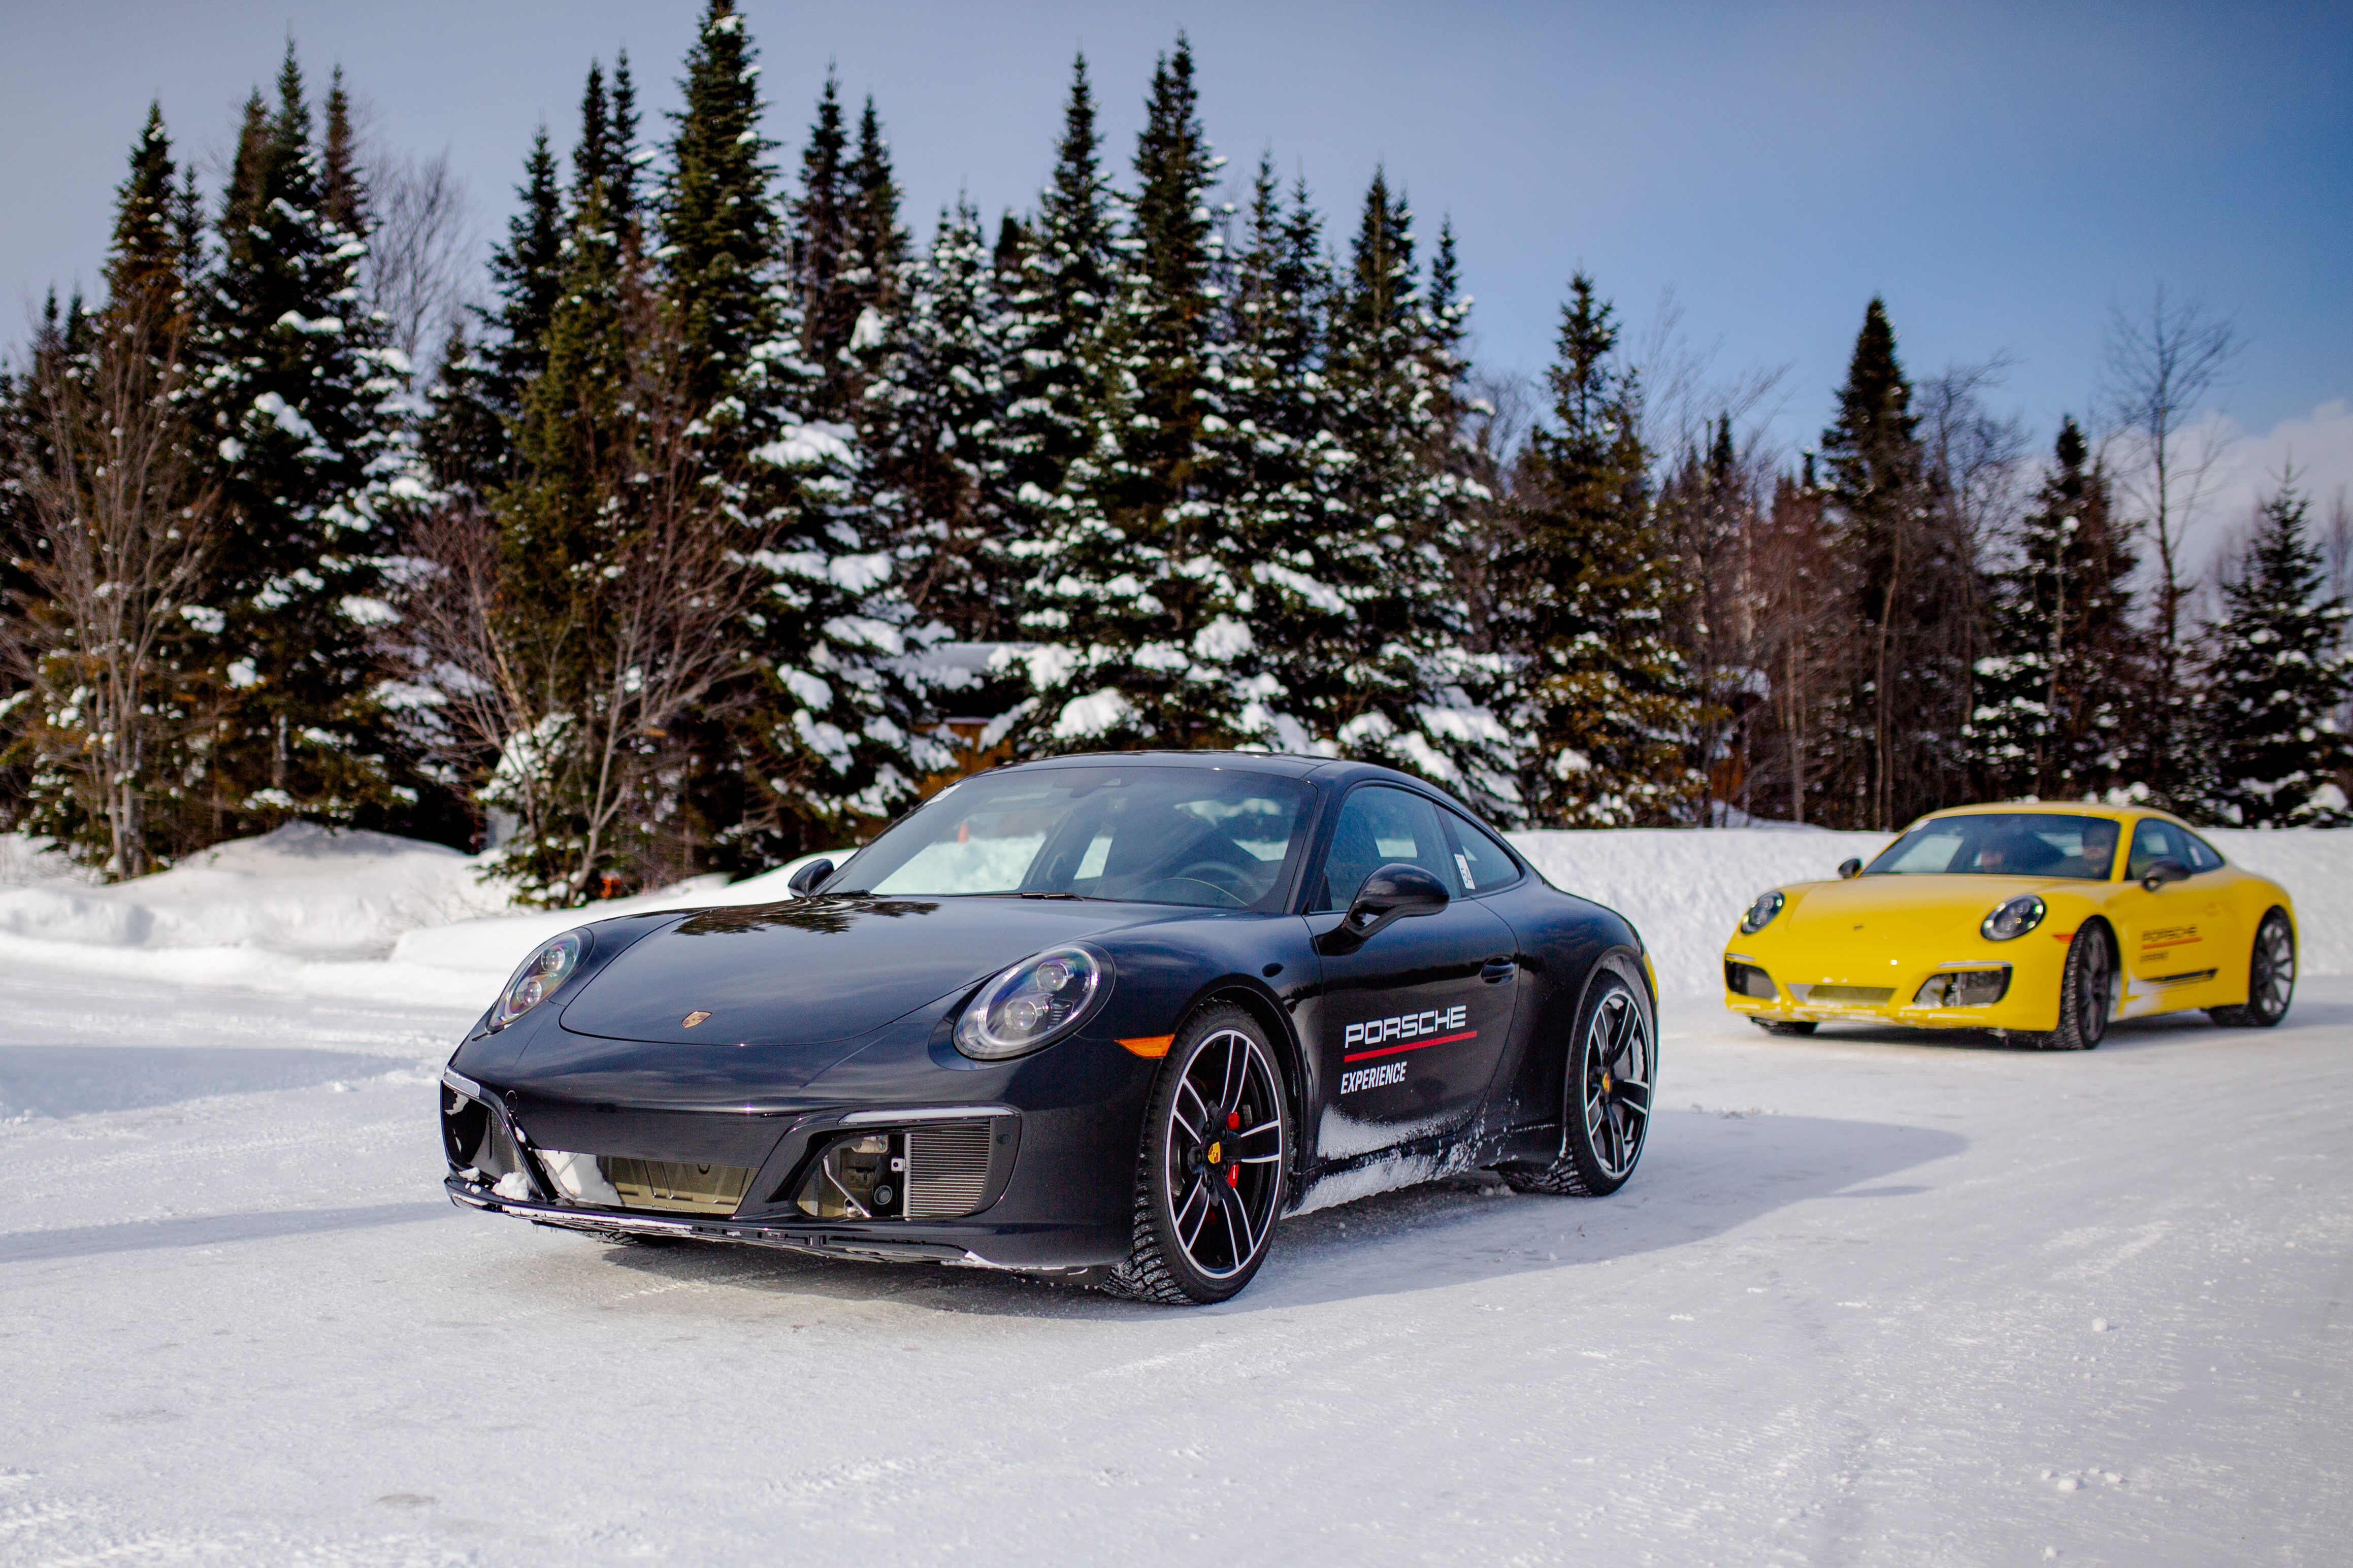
[1580,985,1652,1181]
[2252,914,2296,1021]
[2079,928,2114,1043]
[1159,1027,1286,1280]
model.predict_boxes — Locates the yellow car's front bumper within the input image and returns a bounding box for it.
[1722,934,2075,1033]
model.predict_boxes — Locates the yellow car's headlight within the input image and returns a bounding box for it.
[1980,894,2046,942]
[1739,890,1785,935]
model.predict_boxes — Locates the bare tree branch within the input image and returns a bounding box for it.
[2098,286,2242,684]
[2,307,219,877]
[366,149,478,379]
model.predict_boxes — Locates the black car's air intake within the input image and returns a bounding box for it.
[794,1119,1001,1221]
[904,1122,993,1219]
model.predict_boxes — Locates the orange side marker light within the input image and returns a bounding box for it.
[1118,1035,1175,1058]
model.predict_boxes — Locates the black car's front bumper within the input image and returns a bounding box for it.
[439,1030,1154,1271]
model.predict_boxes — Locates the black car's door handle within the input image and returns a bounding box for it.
[1481,958,1515,983]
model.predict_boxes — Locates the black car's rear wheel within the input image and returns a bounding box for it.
[1505,955,1653,1196]
[2209,909,2295,1028]
[1104,1004,1289,1305]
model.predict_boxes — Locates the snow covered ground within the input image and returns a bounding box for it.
[0,823,2346,1563]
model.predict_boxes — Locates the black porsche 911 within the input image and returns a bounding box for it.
[441,751,1657,1303]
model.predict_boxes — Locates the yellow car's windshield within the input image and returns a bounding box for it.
[1864,813,2119,880]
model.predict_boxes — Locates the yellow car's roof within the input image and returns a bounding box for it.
[1901,800,2197,831]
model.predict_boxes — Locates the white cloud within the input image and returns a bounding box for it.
[2148,401,2353,586]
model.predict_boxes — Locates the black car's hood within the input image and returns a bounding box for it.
[557,895,1160,1047]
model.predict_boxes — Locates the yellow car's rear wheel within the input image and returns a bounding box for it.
[2208,909,2294,1028]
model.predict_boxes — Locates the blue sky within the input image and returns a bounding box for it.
[5,0,2347,498]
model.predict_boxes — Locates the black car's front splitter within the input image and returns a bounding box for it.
[444,1174,1104,1273]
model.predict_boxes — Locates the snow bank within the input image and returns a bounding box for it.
[387,854,829,979]
[0,826,839,1010]
[0,824,512,959]
[1,820,2345,1015]
[1510,827,1886,1000]
[1512,824,2353,1000]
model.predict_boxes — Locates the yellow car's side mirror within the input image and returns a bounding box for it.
[1837,857,1862,880]
[2140,857,2191,892]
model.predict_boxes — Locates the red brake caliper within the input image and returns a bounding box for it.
[1225,1110,1240,1186]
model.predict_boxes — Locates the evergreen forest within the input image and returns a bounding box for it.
[5,3,2348,900]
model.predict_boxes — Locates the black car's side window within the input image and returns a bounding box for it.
[1311,787,1453,912]
[1440,806,1520,894]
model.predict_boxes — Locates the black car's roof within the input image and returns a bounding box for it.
[1001,749,1321,778]
[995,751,1488,815]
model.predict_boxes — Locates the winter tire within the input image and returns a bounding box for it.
[2208,909,2295,1028]
[2021,919,2115,1051]
[1102,1004,1289,1306]
[1504,953,1654,1197]
[1751,1019,1818,1037]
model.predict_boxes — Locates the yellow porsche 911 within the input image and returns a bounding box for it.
[1722,803,2296,1050]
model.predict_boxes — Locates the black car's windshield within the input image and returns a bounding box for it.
[825,767,1316,910]
[1864,813,2120,880]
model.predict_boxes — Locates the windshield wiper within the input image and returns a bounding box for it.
[1021,890,1082,899]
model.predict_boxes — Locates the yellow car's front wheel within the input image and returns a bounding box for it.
[2016,922,2115,1052]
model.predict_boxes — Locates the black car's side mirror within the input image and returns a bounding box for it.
[2140,857,2191,892]
[1837,857,1862,880]
[787,858,835,897]
[1339,862,1451,944]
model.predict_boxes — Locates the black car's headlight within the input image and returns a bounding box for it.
[1980,895,2046,942]
[491,929,587,1028]
[954,944,1109,1060]
[1739,889,1786,935]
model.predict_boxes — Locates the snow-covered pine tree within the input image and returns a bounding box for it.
[992,212,1030,280]
[663,2,942,863]
[1968,416,2140,800]
[1018,37,1253,752]
[606,50,643,233]
[787,73,857,422]
[863,201,1011,639]
[1818,297,1976,828]
[997,55,1117,588]
[1209,158,1341,755]
[841,98,909,366]
[195,46,411,834]
[2195,483,2353,826]
[1313,177,1518,812]
[665,2,777,426]
[1499,274,1703,826]
[418,103,568,499]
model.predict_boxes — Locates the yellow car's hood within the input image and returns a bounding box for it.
[1778,873,2070,950]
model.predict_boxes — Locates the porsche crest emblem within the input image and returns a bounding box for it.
[682,1011,711,1028]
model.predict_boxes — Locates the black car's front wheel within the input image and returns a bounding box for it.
[1505,954,1654,1197]
[1104,1003,1290,1305]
